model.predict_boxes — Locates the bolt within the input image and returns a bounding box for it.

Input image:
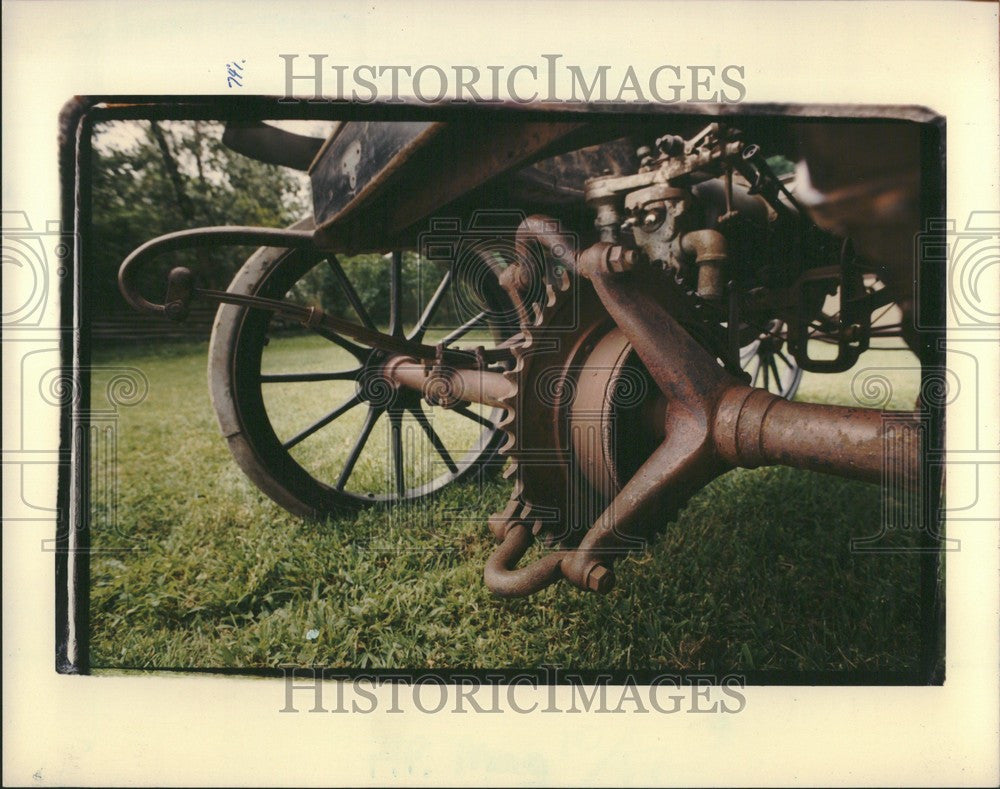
[586,564,614,594]
[605,246,643,273]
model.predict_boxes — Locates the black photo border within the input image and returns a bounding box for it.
[55,96,947,684]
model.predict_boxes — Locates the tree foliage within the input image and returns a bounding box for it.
[92,120,468,332]
[91,120,309,312]
[289,251,429,327]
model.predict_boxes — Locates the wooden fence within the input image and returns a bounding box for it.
[91,306,219,344]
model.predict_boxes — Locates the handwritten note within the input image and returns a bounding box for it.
[226,60,246,88]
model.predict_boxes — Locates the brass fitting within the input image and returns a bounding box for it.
[681,229,728,300]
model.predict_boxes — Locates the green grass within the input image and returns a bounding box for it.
[88,335,927,673]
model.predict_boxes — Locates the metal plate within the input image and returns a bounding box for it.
[310,121,440,224]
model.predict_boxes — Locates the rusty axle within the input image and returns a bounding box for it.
[382,357,516,410]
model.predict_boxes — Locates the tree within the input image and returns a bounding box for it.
[92,120,468,336]
[91,120,310,315]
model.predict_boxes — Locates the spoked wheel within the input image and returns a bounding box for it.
[739,318,802,400]
[209,220,518,518]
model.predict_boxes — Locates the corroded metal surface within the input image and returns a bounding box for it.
[116,113,935,602]
[482,218,924,597]
[118,215,925,599]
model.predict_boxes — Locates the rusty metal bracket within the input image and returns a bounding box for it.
[787,263,874,373]
[483,231,923,598]
[222,122,325,171]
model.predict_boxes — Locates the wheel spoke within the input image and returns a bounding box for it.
[388,250,404,338]
[242,241,518,506]
[775,349,794,368]
[260,369,360,384]
[409,269,453,343]
[769,358,783,392]
[454,404,496,429]
[336,405,381,490]
[388,409,406,497]
[439,310,488,347]
[327,255,376,330]
[409,404,458,474]
[762,356,770,390]
[310,324,368,361]
[283,393,362,450]
[751,356,762,387]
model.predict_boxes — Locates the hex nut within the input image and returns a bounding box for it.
[606,246,642,274]
[586,564,614,593]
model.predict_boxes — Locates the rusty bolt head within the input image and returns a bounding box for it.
[586,564,614,593]
[606,246,644,274]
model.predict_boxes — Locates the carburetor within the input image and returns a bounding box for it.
[584,123,791,302]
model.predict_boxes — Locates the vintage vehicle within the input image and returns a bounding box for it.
[118,105,942,598]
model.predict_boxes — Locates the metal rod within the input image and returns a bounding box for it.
[482,525,565,599]
[118,226,315,316]
[383,357,516,409]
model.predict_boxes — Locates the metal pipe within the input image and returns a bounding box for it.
[383,357,515,409]
[487,230,927,597]
[713,387,921,485]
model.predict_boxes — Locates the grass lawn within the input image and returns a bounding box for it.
[88,332,930,675]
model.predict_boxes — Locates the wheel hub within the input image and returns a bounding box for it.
[357,350,416,411]
[568,327,665,495]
